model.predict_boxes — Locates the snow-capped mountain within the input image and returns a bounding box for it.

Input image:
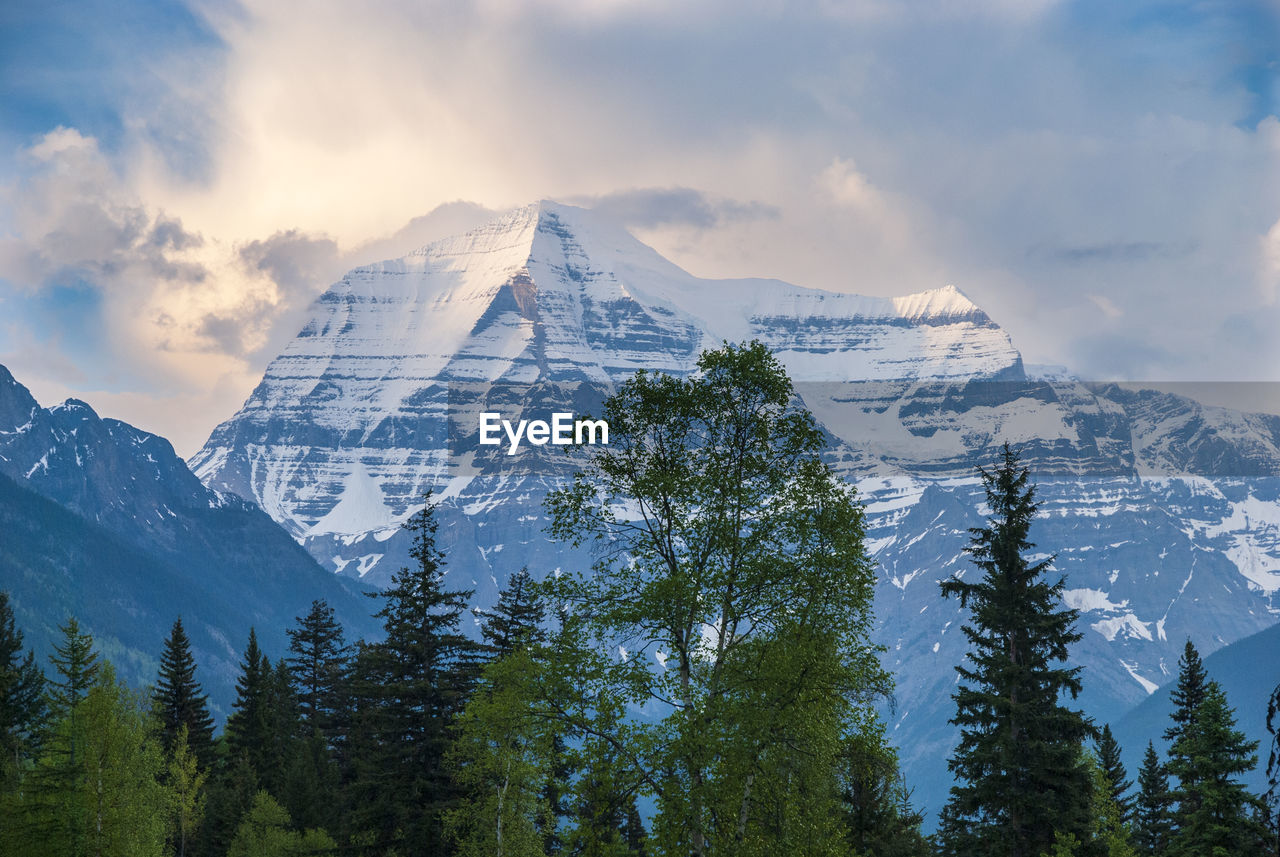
[191,201,1280,816]
[0,365,379,718]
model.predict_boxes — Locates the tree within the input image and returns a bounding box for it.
[166,725,207,857]
[1132,741,1173,856]
[228,791,336,857]
[152,618,215,769]
[0,590,45,782]
[286,599,348,738]
[347,491,482,854]
[545,341,892,857]
[24,662,170,857]
[1096,724,1134,822]
[838,728,931,857]
[937,443,1094,857]
[47,616,99,721]
[1264,679,1280,856]
[480,567,545,660]
[1087,751,1136,857]
[1164,639,1209,821]
[225,628,268,758]
[1166,680,1266,856]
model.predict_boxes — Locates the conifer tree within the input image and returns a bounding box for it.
[480,566,546,659]
[47,616,99,721]
[285,599,348,738]
[152,617,215,768]
[937,443,1094,857]
[0,590,46,779]
[348,491,481,854]
[1096,724,1133,822]
[224,629,272,779]
[1167,681,1266,856]
[1164,640,1208,766]
[1132,741,1173,856]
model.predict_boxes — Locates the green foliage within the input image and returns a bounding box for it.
[167,724,207,857]
[47,616,99,721]
[1086,751,1136,857]
[838,728,931,857]
[480,567,545,660]
[448,647,559,857]
[22,663,169,857]
[286,598,349,738]
[228,790,336,857]
[0,589,45,795]
[1167,681,1266,856]
[938,443,1094,857]
[1095,724,1133,822]
[544,341,893,857]
[1132,741,1173,856]
[152,617,216,769]
[347,491,482,854]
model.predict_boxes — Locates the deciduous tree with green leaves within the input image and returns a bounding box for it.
[544,340,892,857]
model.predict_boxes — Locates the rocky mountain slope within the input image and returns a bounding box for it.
[0,365,380,718]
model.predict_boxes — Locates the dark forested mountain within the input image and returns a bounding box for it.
[0,365,379,718]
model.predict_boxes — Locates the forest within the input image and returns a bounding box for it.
[1,342,1278,857]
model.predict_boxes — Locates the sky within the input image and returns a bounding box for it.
[1,0,1278,456]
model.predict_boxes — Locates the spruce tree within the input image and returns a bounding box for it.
[1167,681,1266,856]
[1164,640,1208,749]
[224,629,270,777]
[1164,640,1209,827]
[1096,723,1133,821]
[937,443,1093,857]
[47,616,99,720]
[285,599,348,738]
[480,566,545,659]
[152,617,215,769]
[0,590,46,777]
[348,491,481,854]
[1132,741,1173,856]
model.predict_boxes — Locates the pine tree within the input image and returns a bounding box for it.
[152,617,215,769]
[1164,639,1208,758]
[1132,741,1173,856]
[937,443,1094,857]
[0,590,46,779]
[1096,724,1134,822]
[348,491,481,854]
[47,616,99,721]
[1167,681,1266,856]
[285,599,348,738]
[224,629,273,782]
[480,566,546,660]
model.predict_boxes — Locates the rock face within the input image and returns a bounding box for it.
[191,201,1280,819]
[0,365,379,719]
[191,201,1023,571]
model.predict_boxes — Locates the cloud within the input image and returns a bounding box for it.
[3,0,1280,452]
[569,187,779,230]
